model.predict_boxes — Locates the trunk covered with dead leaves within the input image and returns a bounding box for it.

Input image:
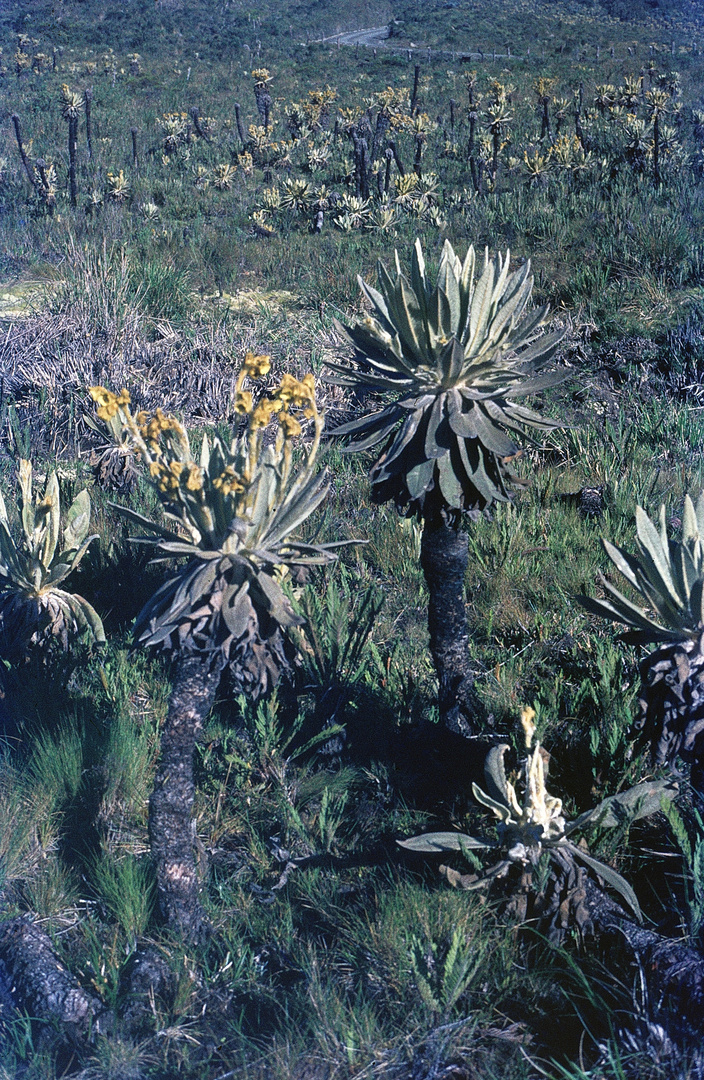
[149,650,224,942]
[584,879,704,1042]
[633,632,704,791]
[420,519,479,738]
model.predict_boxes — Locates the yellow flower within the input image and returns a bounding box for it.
[234,390,253,415]
[213,465,244,495]
[145,418,161,443]
[89,385,123,420]
[158,465,180,493]
[36,495,53,516]
[149,461,164,479]
[251,398,278,429]
[142,408,180,446]
[274,372,316,409]
[90,386,123,420]
[185,463,204,491]
[275,372,298,404]
[243,352,272,379]
[97,401,119,421]
[89,386,112,407]
[278,411,302,438]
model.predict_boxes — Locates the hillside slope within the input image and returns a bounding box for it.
[3,0,703,60]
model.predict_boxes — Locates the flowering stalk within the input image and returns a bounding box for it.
[89,353,322,555]
[399,706,678,929]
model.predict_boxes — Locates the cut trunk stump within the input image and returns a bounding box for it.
[0,917,110,1044]
[120,945,175,1035]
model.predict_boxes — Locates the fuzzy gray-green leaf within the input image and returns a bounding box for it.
[564,841,642,921]
[483,744,511,805]
[635,506,682,611]
[397,832,491,853]
[63,489,92,552]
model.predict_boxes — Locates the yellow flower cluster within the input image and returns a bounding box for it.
[278,412,302,438]
[147,458,203,497]
[149,460,183,494]
[137,408,185,451]
[308,86,337,107]
[233,358,317,439]
[370,87,412,131]
[251,397,280,430]
[90,364,320,527]
[185,463,204,492]
[242,352,271,379]
[338,106,363,132]
[89,386,130,421]
[234,390,253,415]
[274,372,315,411]
[213,465,244,496]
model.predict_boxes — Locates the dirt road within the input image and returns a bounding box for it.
[315,26,519,61]
[319,26,390,47]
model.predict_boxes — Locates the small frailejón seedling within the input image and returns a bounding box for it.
[90,356,343,940]
[580,493,704,791]
[0,460,105,657]
[85,398,139,493]
[399,709,676,939]
[328,238,566,736]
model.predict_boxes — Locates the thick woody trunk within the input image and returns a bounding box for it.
[389,139,406,177]
[420,519,478,737]
[149,650,224,942]
[414,136,423,177]
[84,88,93,159]
[11,114,40,194]
[584,879,704,1043]
[384,147,393,193]
[540,98,551,140]
[410,63,421,116]
[491,128,500,186]
[234,103,247,149]
[0,918,110,1045]
[68,115,78,208]
[359,138,370,199]
[468,114,480,192]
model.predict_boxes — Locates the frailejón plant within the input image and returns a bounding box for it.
[91,363,339,696]
[85,401,139,493]
[0,460,105,655]
[580,493,704,790]
[328,238,565,735]
[400,708,676,938]
[90,357,342,939]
